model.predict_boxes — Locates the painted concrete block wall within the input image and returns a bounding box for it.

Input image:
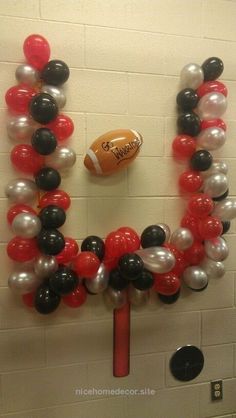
[0,1,236,417]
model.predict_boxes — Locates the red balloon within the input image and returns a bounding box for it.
[11,144,44,174]
[73,251,100,278]
[105,230,128,260]
[23,34,50,70]
[184,241,205,265]
[172,135,196,160]
[165,244,187,276]
[118,227,140,252]
[153,272,181,296]
[103,256,119,271]
[201,118,226,131]
[56,237,79,264]
[197,81,228,98]
[46,114,74,141]
[7,237,39,262]
[198,216,223,240]
[63,284,87,308]
[188,193,214,218]
[179,170,203,193]
[7,204,37,224]
[39,189,71,210]
[5,84,36,114]
[22,292,35,307]
[181,213,201,240]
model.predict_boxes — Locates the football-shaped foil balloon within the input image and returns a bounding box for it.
[84,129,143,175]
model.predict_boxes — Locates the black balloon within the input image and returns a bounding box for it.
[35,283,61,314]
[190,150,213,171]
[158,289,180,304]
[29,93,58,124]
[176,88,199,111]
[118,253,144,281]
[81,235,105,261]
[37,228,65,255]
[213,189,229,202]
[41,60,70,86]
[49,266,78,295]
[177,112,201,136]
[35,167,61,191]
[31,128,57,155]
[221,221,231,235]
[39,205,66,229]
[109,268,128,290]
[141,225,166,248]
[202,57,224,81]
[133,270,154,290]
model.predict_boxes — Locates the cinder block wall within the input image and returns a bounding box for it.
[0,1,236,417]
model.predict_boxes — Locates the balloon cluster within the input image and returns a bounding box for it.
[172,57,236,292]
[5,34,78,314]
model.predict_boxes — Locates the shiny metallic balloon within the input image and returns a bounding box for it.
[7,115,36,141]
[85,263,109,294]
[203,173,228,198]
[45,146,76,170]
[205,237,229,261]
[170,227,193,251]
[202,160,228,178]
[180,63,204,89]
[8,270,42,294]
[41,85,66,109]
[183,266,208,290]
[15,64,39,86]
[197,92,227,120]
[5,178,38,203]
[200,257,225,279]
[212,199,236,221]
[197,127,226,151]
[136,247,175,274]
[12,213,41,238]
[129,286,149,307]
[103,287,127,309]
[34,255,58,278]
[156,223,171,242]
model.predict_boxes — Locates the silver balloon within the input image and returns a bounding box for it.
[129,286,149,307]
[197,92,227,120]
[103,287,127,309]
[15,64,39,86]
[45,146,76,170]
[183,266,208,290]
[212,199,236,221]
[197,127,226,151]
[170,227,193,251]
[180,63,204,89]
[205,237,229,261]
[202,160,228,178]
[156,223,171,242]
[7,115,36,141]
[8,270,42,294]
[12,213,41,238]
[136,247,175,274]
[200,257,225,279]
[34,255,58,278]
[5,178,37,203]
[85,263,109,294]
[41,85,66,109]
[203,173,228,198]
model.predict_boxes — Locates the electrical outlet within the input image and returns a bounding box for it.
[211,380,223,401]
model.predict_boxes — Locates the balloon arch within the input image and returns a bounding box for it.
[4,35,235,377]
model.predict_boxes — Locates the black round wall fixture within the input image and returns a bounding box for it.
[170,345,204,381]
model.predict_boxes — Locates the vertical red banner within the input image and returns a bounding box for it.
[113,301,130,377]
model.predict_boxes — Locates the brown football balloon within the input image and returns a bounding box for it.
[84,129,143,175]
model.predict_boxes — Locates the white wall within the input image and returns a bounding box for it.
[0,1,236,417]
